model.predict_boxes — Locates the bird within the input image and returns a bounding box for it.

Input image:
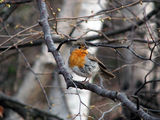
[68,40,115,82]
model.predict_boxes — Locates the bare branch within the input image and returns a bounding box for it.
[36,0,72,86]
[85,6,160,41]
[0,37,159,51]
[0,93,63,120]
[98,103,121,120]
[67,81,159,120]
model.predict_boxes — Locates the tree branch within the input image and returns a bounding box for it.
[85,5,160,41]
[0,93,63,120]
[0,37,159,51]
[67,81,159,120]
[0,4,159,52]
[36,0,72,86]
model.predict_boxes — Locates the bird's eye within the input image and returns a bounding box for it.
[78,46,81,49]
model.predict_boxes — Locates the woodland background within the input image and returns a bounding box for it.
[0,0,160,120]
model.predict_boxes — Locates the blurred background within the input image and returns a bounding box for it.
[0,0,160,120]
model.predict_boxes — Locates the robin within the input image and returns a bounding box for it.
[68,40,115,81]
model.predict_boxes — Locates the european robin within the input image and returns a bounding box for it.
[68,40,115,81]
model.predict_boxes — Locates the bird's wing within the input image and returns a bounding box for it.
[87,53,106,68]
[87,53,115,78]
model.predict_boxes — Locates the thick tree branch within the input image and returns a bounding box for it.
[0,93,63,120]
[67,81,159,120]
[36,0,159,120]
[36,0,72,86]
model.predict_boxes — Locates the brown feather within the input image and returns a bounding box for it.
[87,53,115,78]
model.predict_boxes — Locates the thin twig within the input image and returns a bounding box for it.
[15,46,51,108]
[98,103,121,120]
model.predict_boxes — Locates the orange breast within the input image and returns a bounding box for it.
[69,49,88,68]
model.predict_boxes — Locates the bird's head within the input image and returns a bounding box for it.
[70,39,88,53]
